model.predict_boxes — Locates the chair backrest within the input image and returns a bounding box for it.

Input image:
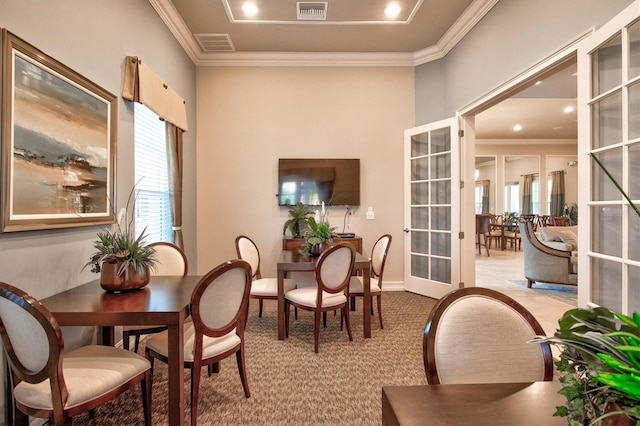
[552,216,570,226]
[235,235,261,279]
[190,260,252,346]
[423,287,553,385]
[315,243,355,295]
[0,283,65,402]
[475,215,491,234]
[371,234,392,280]
[149,242,188,276]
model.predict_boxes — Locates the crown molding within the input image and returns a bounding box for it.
[149,0,496,67]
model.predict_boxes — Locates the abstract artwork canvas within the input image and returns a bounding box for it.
[1,30,116,232]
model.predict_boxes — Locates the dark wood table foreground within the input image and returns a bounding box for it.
[382,381,566,425]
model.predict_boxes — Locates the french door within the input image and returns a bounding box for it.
[578,1,640,313]
[403,118,461,299]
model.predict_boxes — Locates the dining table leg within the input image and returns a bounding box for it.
[166,320,185,425]
[277,269,285,340]
[362,267,371,338]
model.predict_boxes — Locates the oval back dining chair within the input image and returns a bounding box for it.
[284,242,356,353]
[348,234,392,329]
[423,287,553,385]
[236,235,297,317]
[145,259,252,426]
[123,241,188,352]
[0,282,151,426]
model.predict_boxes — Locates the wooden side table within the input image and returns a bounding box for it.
[282,236,363,254]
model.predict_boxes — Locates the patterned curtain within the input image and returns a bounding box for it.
[550,170,566,217]
[521,174,533,215]
[481,180,490,214]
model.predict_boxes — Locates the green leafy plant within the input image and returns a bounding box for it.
[83,186,156,275]
[300,205,336,255]
[533,307,640,425]
[283,202,314,238]
[503,211,518,224]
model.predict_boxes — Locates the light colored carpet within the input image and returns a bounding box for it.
[70,291,436,425]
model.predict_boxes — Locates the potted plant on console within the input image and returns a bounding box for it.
[283,202,314,238]
[300,202,337,256]
[84,187,157,292]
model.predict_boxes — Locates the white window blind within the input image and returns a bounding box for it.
[134,103,171,243]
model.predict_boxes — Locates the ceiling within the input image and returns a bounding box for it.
[151,0,577,141]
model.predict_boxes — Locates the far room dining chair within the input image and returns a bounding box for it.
[0,282,151,426]
[348,234,391,329]
[123,241,189,353]
[475,215,491,256]
[145,259,252,426]
[236,235,297,317]
[423,287,553,385]
[285,242,356,353]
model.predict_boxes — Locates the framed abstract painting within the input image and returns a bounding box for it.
[1,30,116,232]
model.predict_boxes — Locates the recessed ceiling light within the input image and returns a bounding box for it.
[513,124,522,132]
[385,2,401,18]
[564,106,574,113]
[534,80,543,85]
[242,2,259,17]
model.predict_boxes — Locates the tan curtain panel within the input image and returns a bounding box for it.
[122,56,188,131]
[166,123,184,249]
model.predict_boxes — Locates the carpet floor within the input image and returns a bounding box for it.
[71,291,436,425]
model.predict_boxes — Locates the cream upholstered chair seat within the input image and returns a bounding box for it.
[250,277,296,296]
[423,287,553,385]
[0,282,151,425]
[236,235,297,317]
[146,324,240,363]
[14,345,150,410]
[349,276,381,294]
[284,287,347,308]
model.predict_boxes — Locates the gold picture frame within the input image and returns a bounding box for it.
[1,30,116,232]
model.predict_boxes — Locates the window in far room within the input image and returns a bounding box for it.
[474,183,483,214]
[134,103,171,243]
[504,181,519,213]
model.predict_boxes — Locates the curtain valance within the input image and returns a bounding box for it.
[122,56,188,131]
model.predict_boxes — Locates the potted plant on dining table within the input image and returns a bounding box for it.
[84,187,157,292]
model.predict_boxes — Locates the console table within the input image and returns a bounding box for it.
[282,236,362,254]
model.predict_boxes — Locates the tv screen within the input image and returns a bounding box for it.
[278,158,360,206]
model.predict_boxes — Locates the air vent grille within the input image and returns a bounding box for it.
[297,2,327,21]
[194,33,235,52]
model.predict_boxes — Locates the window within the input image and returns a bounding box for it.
[474,184,483,214]
[504,182,519,212]
[531,178,540,214]
[134,103,172,242]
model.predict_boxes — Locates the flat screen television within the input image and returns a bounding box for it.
[278,158,360,206]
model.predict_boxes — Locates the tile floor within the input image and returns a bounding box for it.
[475,245,575,340]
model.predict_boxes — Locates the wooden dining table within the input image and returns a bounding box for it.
[277,248,372,340]
[40,275,200,426]
[382,381,566,425]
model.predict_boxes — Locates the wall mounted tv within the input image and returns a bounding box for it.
[278,158,360,207]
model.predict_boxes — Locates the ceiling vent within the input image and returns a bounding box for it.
[297,2,327,21]
[194,33,235,52]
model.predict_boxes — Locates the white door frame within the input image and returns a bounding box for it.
[455,29,593,292]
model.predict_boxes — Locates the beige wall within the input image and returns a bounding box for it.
[196,66,414,283]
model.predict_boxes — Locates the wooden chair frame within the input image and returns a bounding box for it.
[145,259,252,426]
[0,282,151,426]
[285,243,355,353]
[348,234,392,329]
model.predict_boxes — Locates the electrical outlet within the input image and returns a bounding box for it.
[366,207,375,220]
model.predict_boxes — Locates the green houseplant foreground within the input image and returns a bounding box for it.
[533,307,640,425]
